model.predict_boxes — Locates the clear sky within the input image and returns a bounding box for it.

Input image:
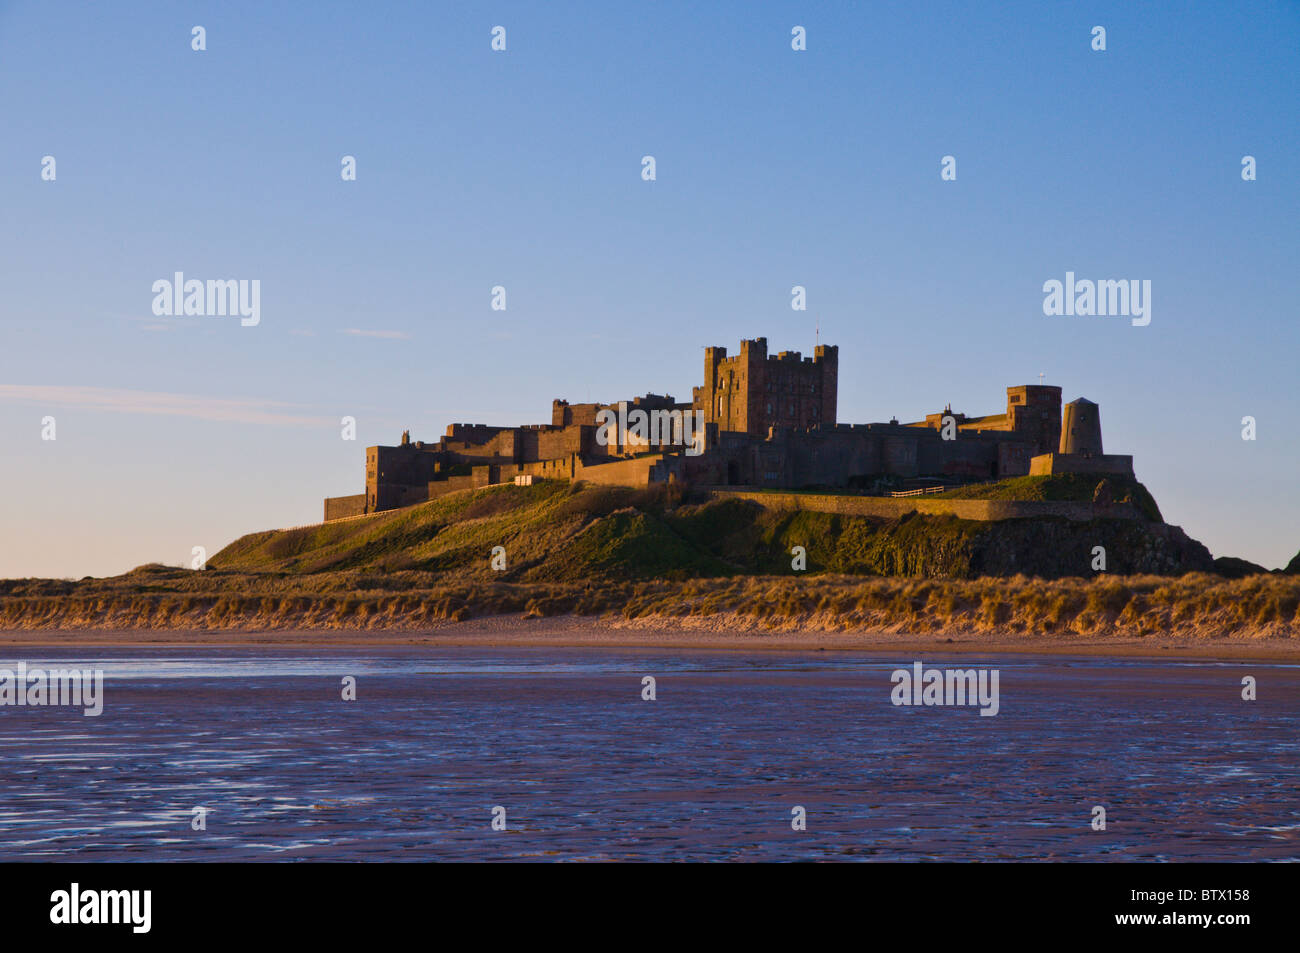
[2,0,1297,578]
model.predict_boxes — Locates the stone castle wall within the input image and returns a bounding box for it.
[323,493,367,521]
[574,453,665,486]
[326,336,1133,519]
[1029,452,1135,477]
[704,488,1142,523]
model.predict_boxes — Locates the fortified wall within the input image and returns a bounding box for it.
[703,489,1143,522]
[323,337,1136,521]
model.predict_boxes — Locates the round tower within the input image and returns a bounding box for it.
[1059,398,1103,456]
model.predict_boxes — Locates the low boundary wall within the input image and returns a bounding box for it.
[701,488,1143,522]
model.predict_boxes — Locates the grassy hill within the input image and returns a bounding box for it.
[208,477,1208,582]
[4,478,1294,635]
[213,482,729,579]
[932,473,1162,521]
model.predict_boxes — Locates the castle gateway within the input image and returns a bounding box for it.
[324,336,1134,520]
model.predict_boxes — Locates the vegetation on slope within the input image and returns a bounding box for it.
[205,480,1207,582]
[933,473,1162,522]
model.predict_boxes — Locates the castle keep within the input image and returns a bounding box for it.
[696,338,838,434]
[323,336,1134,520]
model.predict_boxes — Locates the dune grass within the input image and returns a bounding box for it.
[2,565,1297,637]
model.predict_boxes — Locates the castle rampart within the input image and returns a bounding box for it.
[324,336,1138,520]
[703,488,1143,522]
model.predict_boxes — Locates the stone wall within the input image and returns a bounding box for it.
[685,422,1045,488]
[325,337,1135,522]
[323,493,367,522]
[703,488,1143,522]
[1029,452,1135,477]
[575,454,666,486]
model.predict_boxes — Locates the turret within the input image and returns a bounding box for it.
[1060,398,1103,456]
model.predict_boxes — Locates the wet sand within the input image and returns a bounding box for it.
[1,645,1295,861]
[1,614,1296,661]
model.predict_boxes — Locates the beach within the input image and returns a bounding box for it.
[1,642,1294,861]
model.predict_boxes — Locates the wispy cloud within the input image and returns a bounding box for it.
[0,385,331,427]
[340,328,410,340]
[124,313,200,331]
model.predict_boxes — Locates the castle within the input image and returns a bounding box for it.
[323,336,1134,520]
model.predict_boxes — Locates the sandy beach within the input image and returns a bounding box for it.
[4,642,1295,862]
[1,613,1296,660]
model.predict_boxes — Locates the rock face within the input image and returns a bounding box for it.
[1285,551,1300,575]
[675,504,1218,579]
[961,517,1215,578]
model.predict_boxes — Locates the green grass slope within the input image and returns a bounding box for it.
[209,479,1207,581]
[933,473,1162,521]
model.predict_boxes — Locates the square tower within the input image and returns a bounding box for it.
[1004,385,1062,456]
[693,337,837,434]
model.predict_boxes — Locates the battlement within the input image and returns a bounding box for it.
[325,337,1130,519]
[445,423,511,443]
[696,337,838,435]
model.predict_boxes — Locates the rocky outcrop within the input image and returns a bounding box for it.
[967,518,1215,577]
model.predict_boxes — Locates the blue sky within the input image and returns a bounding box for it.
[2,0,1297,577]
